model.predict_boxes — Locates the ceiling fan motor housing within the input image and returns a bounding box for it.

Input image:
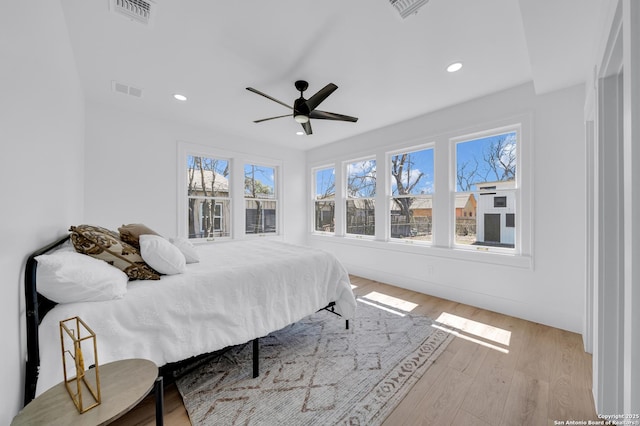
[247,80,357,134]
[293,97,310,123]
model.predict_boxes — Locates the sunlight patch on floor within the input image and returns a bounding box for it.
[361,291,418,312]
[356,298,407,316]
[433,312,511,353]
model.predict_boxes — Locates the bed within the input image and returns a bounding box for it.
[23,227,356,404]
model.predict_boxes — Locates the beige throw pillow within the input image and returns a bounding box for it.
[118,223,160,250]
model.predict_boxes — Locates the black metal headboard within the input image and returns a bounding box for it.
[23,235,69,406]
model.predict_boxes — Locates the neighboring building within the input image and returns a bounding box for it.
[390,197,432,238]
[187,169,231,238]
[187,168,277,236]
[475,180,516,246]
[409,197,433,218]
[315,195,335,232]
[455,193,477,218]
[346,198,375,235]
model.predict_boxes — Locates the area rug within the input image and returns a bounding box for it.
[175,299,454,425]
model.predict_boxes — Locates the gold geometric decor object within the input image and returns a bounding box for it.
[59,317,101,413]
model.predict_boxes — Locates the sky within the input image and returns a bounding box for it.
[456,131,517,192]
[314,149,435,198]
[187,155,276,193]
[317,130,517,198]
[244,164,275,194]
[390,148,434,196]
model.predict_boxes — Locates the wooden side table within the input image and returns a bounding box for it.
[12,358,163,426]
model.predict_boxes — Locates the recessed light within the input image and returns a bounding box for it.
[296,131,305,136]
[447,62,463,73]
[173,93,187,101]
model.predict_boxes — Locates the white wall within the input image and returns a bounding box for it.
[0,1,85,423]
[586,0,640,414]
[84,101,307,244]
[306,82,587,333]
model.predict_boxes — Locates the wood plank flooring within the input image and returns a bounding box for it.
[112,276,598,425]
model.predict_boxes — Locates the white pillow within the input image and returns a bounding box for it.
[139,234,187,275]
[35,251,128,303]
[169,237,200,264]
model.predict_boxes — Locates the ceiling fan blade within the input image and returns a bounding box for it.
[253,114,291,123]
[246,87,293,110]
[309,110,358,122]
[304,83,338,112]
[302,121,313,135]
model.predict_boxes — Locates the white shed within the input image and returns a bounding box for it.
[475,181,516,247]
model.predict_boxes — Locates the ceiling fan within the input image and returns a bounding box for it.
[246,80,358,135]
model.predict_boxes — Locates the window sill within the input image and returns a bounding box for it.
[192,234,282,244]
[309,233,532,269]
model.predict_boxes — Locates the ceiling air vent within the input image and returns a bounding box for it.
[109,0,155,26]
[389,0,429,19]
[111,80,143,98]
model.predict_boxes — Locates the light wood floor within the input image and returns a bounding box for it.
[112,275,598,425]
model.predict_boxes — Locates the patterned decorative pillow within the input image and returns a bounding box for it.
[69,224,161,280]
[118,223,160,250]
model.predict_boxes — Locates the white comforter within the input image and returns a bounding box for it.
[35,240,356,396]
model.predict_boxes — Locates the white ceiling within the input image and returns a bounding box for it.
[60,0,603,150]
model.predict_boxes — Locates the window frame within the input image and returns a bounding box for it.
[387,143,435,245]
[244,163,279,236]
[178,141,283,242]
[307,115,532,269]
[183,153,233,241]
[450,123,523,255]
[312,165,337,235]
[344,156,377,239]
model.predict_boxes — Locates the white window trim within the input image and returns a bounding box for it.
[386,142,436,246]
[343,156,377,240]
[449,121,530,257]
[306,113,533,270]
[178,142,234,242]
[177,141,283,241]
[243,162,280,237]
[311,164,337,235]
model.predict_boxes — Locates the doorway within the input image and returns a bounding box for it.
[484,214,500,243]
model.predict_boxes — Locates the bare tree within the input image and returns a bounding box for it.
[346,161,376,235]
[483,136,516,181]
[315,170,336,231]
[456,158,486,192]
[391,153,424,217]
[347,160,376,197]
[244,165,273,198]
[457,135,516,191]
[245,165,274,233]
[317,174,335,199]
[187,156,229,238]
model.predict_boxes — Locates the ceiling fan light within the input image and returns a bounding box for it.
[294,114,309,123]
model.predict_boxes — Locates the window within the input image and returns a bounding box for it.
[314,167,336,233]
[307,120,529,266]
[454,130,517,249]
[494,196,507,208]
[346,159,376,236]
[187,155,230,239]
[244,164,277,234]
[390,147,434,242]
[506,213,515,228]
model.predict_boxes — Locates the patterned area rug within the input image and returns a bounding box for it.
[175,299,453,425]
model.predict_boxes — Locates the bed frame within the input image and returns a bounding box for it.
[23,235,348,406]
